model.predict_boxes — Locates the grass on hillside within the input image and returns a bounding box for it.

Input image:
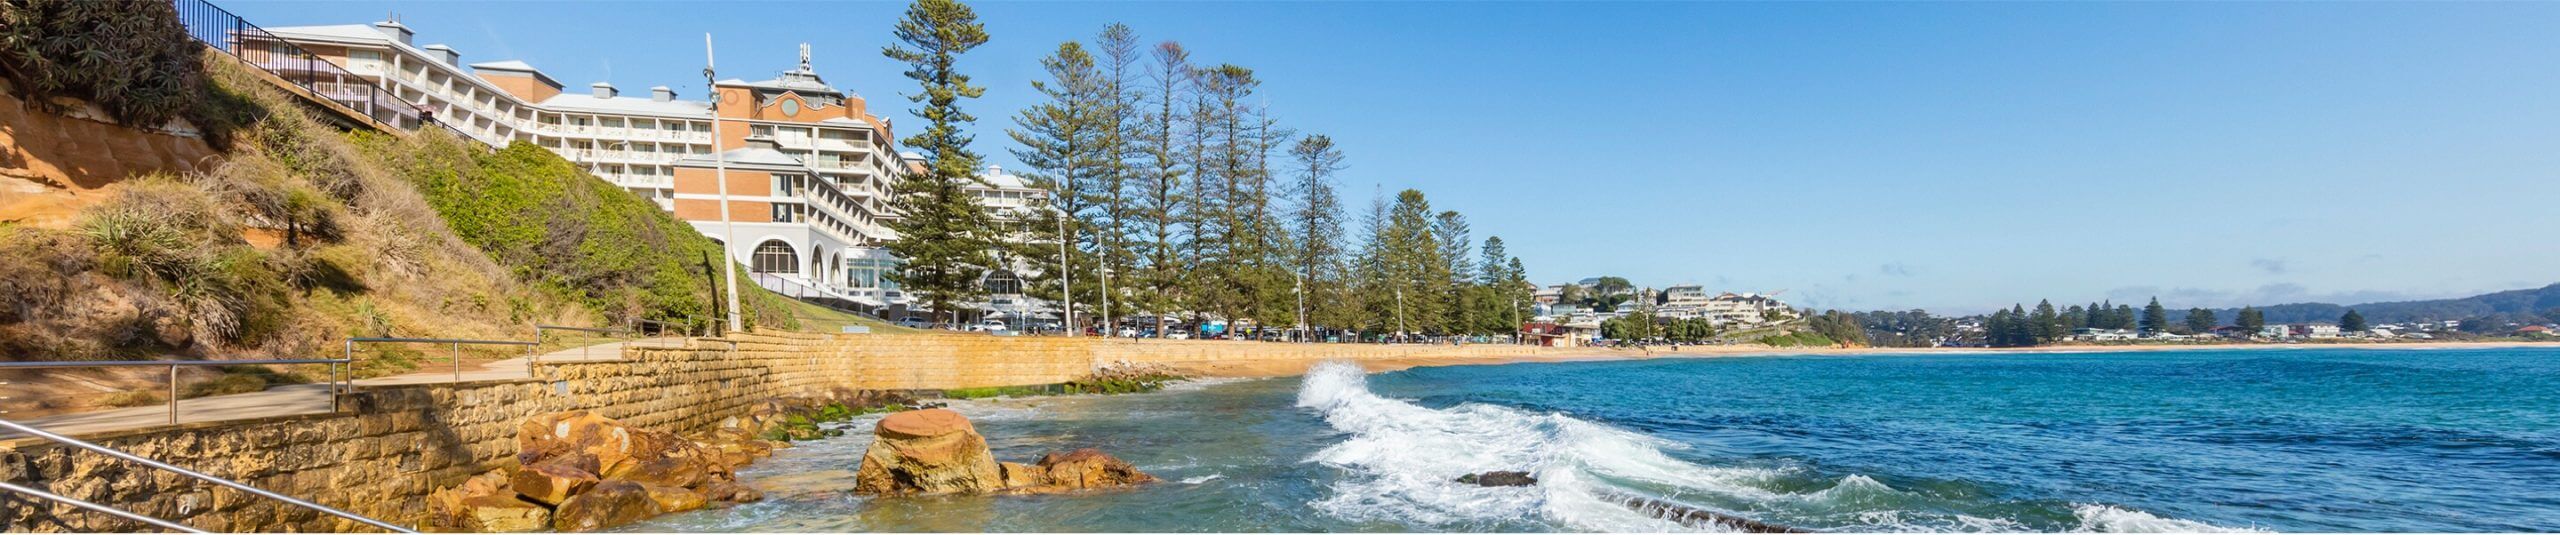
[780,298,916,334]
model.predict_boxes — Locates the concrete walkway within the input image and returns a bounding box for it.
[4,338,680,439]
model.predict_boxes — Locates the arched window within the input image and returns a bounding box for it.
[984,269,1022,295]
[751,240,798,274]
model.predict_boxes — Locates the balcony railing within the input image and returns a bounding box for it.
[175,0,479,144]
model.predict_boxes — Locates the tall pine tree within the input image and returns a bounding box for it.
[1287,134,1347,332]
[881,0,996,323]
[1007,41,1107,331]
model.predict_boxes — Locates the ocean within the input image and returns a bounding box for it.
[626,347,2560,532]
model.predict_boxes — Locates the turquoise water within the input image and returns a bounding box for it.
[629,347,2560,532]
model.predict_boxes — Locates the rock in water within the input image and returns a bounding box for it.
[1032,448,1157,490]
[456,495,550,533]
[1457,471,1539,487]
[852,408,1005,495]
[638,483,710,513]
[552,480,663,532]
[998,462,1047,489]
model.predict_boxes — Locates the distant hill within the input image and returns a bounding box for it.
[2177,284,2560,325]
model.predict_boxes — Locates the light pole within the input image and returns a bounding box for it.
[1054,211,1074,336]
[1394,287,1406,344]
[704,34,742,335]
[1294,271,1307,343]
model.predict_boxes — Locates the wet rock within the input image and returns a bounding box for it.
[552,480,662,532]
[1031,448,1156,490]
[998,461,1046,489]
[853,408,1006,495]
[1458,471,1538,487]
[606,455,716,490]
[699,480,765,503]
[638,483,709,514]
[510,461,599,506]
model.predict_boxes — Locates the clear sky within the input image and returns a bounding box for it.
[223,1,2560,313]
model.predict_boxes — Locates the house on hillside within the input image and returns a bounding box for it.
[2293,324,2342,339]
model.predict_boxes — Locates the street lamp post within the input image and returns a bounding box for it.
[703,34,742,335]
[1055,212,1074,336]
[1395,287,1407,344]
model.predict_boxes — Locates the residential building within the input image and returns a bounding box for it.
[257,20,914,312]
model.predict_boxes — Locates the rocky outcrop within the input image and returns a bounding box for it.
[1026,448,1158,491]
[853,408,1006,495]
[425,410,774,532]
[853,409,1154,497]
[551,480,661,532]
[510,461,600,506]
[1458,471,1538,487]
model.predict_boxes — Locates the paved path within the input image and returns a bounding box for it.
[4,338,680,439]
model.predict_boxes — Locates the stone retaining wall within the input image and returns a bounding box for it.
[0,331,1565,532]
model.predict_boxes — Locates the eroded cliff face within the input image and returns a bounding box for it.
[0,78,220,229]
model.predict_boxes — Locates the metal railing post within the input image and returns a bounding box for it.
[450,343,461,382]
[166,365,179,426]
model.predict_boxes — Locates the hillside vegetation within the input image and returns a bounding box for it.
[2183,284,2560,325]
[0,3,791,369]
[354,132,796,333]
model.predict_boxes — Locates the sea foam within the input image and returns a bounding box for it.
[1292,360,2261,533]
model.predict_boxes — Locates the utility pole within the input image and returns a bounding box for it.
[705,34,742,335]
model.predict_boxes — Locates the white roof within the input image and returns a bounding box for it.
[263,24,389,44]
[536,93,710,118]
[470,60,538,72]
[673,146,808,171]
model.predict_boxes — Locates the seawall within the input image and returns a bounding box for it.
[0,330,1565,532]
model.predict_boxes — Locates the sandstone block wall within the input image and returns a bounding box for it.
[1,331,1565,532]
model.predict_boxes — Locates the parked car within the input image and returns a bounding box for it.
[895,317,932,329]
[968,319,1010,333]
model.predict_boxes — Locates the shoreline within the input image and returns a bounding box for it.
[1164,339,2560,379]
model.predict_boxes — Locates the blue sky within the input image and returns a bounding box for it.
[224,1,2560,313]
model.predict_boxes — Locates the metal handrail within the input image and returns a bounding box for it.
[0,419,414,533]
[0,480,205,533]
[343,337,538,382]
[531,325,626,363]
[0,359,351,424]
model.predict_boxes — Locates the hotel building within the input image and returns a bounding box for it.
[256,19,914,311]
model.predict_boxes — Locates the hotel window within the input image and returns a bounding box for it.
[772,175,797,197]
[751,125,775,138]
[770,203,798,223]
[750,240,797,274]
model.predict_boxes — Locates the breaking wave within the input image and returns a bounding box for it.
[1292,361,2258,532]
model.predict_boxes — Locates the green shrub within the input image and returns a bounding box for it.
[0,0,254,146]
[360,136,795,330]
